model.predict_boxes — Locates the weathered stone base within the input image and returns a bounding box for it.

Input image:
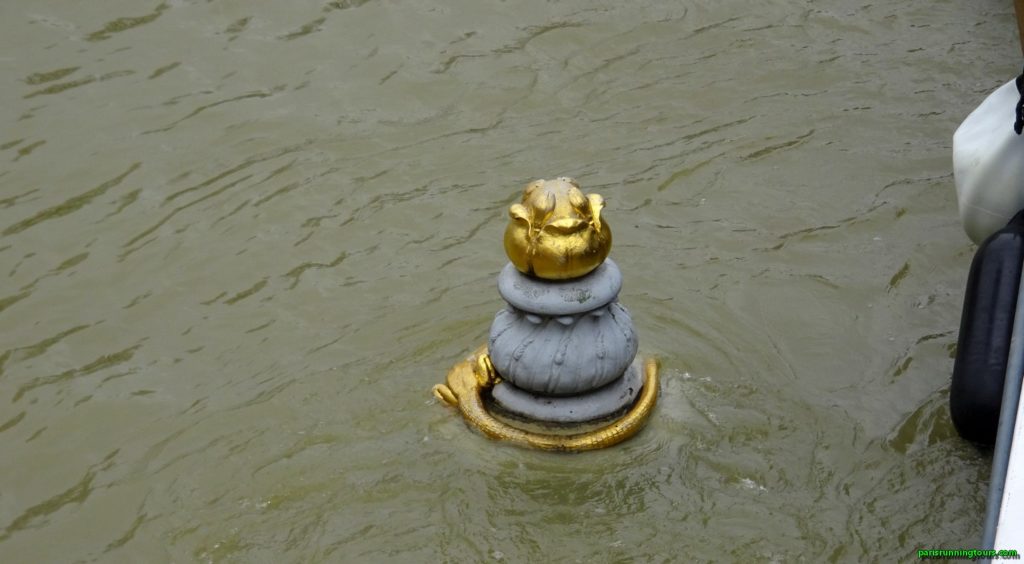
[491,359,644,423]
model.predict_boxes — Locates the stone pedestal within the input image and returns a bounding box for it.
[487,259,641,423]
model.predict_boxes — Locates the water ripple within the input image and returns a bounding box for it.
[12,343,143,402]
[0,449,118,543]
[85,2,169,42]
[143,86,286,134]
[3,162,140,236]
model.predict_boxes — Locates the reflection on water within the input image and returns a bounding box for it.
[0,0,1015,560]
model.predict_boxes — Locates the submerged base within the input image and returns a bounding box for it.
[433,344,659,451]
[492,360,643,423]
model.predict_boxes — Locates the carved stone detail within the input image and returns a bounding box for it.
[488,300,638,395]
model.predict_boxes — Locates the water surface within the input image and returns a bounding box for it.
[0,0,1017,561]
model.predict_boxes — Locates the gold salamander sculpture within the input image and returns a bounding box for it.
[433,345,659,452]
[504,177,612,280]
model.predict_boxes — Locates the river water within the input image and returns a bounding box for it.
[0,0,1018,561]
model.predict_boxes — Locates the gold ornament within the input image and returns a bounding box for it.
[504,177,611,280]
[433,345,659,452]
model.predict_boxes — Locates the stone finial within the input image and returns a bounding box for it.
[434,173,658,449]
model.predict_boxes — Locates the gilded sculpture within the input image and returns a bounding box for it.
[435,176,658,451]
[504,177,612,280]
[433,346,659,451]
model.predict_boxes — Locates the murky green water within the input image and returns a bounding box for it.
[0,0,1018,561]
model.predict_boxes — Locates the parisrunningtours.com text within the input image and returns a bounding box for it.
[917,548,1019,560]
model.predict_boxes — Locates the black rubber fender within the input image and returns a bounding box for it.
[951,210,1024,444]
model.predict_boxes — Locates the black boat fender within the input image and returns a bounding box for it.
[951,210,1024,444]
